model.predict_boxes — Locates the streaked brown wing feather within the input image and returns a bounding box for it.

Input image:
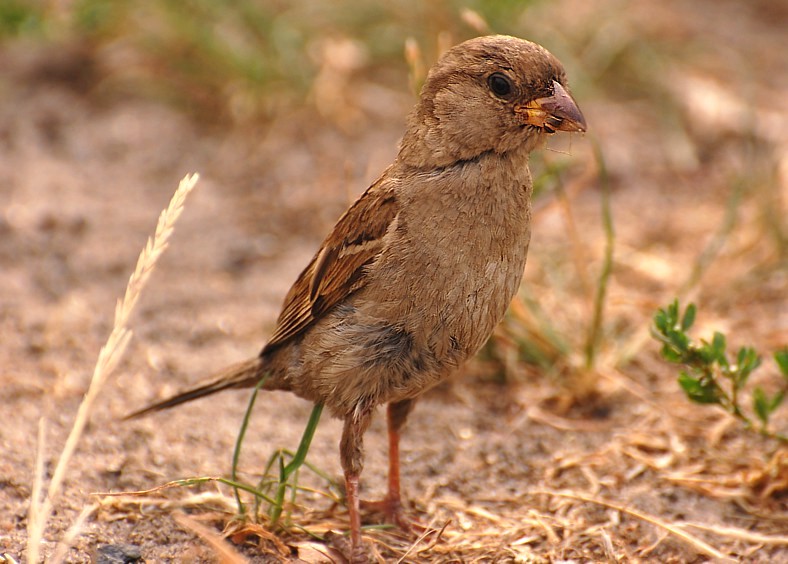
[263,173,399,351]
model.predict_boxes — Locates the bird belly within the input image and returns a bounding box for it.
[286,159,533,417]
[290,224,530,417]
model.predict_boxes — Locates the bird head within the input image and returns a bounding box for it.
[399,35,586,169]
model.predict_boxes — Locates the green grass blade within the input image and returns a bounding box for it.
[216,477,279,506]
[585,139,615,369]
[231,373,268,517]
[284,403,324,476]
[269,403,324,526]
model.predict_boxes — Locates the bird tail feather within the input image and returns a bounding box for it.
[125,356,268,419]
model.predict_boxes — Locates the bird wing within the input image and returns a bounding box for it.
[263,171,400,351]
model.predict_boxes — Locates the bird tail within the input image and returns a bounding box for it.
[125,356,271,419]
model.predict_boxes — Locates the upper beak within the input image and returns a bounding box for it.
[518,80,587,133]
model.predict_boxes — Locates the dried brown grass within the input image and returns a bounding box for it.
[25,173,200,564]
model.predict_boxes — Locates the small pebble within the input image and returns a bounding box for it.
[93,544,143,564]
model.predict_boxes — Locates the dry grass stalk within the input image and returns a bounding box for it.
[535,489,735,562]
[395,520,448,563]
[679,522,788,546]
[49,504,99,564]
[100,491,238,514]
[173,512,248,564]
[26,173,200,564]
[26,420,47,564]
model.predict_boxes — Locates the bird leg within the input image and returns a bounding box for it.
[361,399,417,529]
[340,403,374,563]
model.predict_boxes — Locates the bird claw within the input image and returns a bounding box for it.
[360,497,424,533]
[324,530,371,563]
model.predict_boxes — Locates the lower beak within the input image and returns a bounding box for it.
[518,80,587,133]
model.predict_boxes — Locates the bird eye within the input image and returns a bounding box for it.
[487,72,513,98]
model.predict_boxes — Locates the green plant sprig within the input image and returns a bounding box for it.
[267,403,324,526]
[231,379,329,528]
[652,300,788,442]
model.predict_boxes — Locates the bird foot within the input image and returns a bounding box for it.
[360,496,423,532]
[324,530,371,563]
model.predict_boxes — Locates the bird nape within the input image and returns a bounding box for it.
[129,34,585,563]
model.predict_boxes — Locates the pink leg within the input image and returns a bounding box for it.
[340,406,374,562]
[344,472,364,561]
[362,399,416,529]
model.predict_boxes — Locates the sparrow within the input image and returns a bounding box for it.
[129,34,585,562]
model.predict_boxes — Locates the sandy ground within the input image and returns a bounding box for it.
[1,0,787,562]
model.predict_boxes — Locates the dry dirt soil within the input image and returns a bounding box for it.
[1,1,787,562]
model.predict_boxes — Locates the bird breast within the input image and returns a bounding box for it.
[387,152,533,360]
[291,150,534,415]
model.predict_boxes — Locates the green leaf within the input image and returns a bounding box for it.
[653,309,669,334]
[737,346,759,370]
[753,387,770,425]
[678,372,699,395]
[667,300,679,325]
[681,303,696,331]
[770,390,786,413]
[774,349,788,378]
[697,341,716,365]
[753,387,784,426]
[668,329,690,353]
[711,331,726,358]
[735,347,761,388]
[711,332,727,363]
[661,344,682,363]
[678,372,721,404]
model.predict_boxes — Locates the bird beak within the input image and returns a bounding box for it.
[517,80,587,133]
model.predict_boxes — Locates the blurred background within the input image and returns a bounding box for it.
[1,0,786,561]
